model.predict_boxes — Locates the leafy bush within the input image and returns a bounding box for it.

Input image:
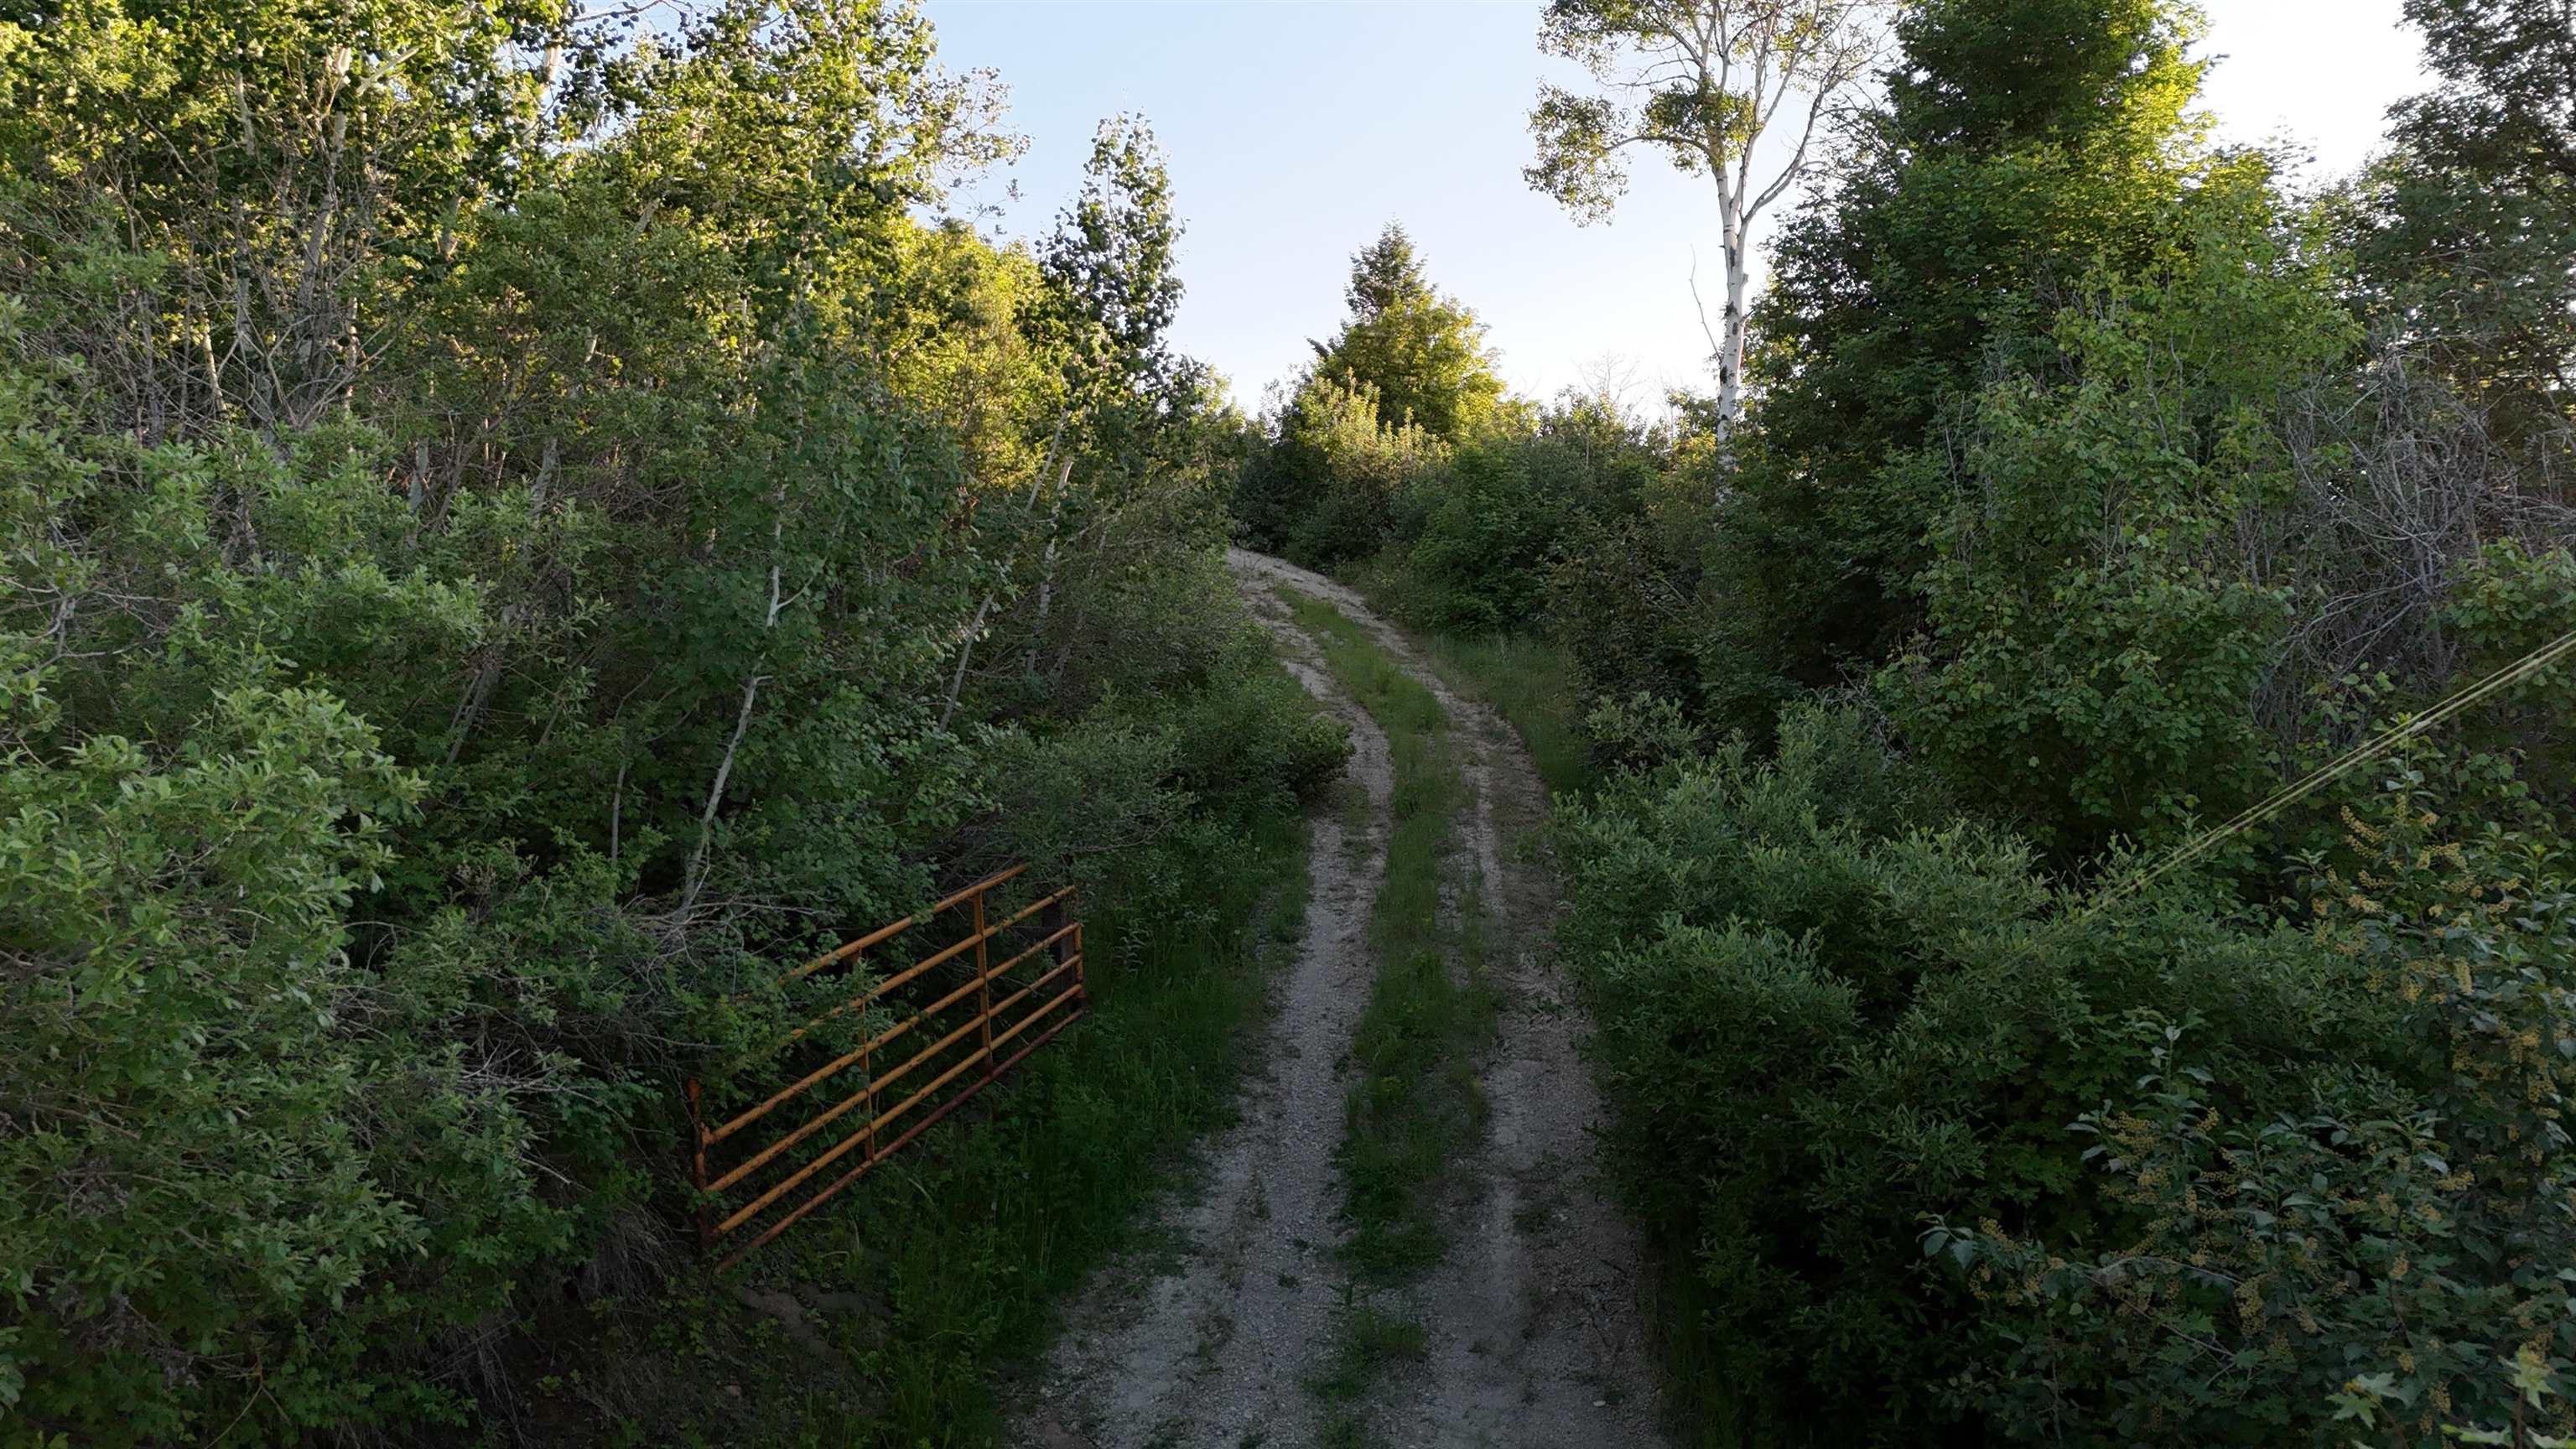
[983,626,1350,889]
[1405,442,1557,631]
[1542,510,1722,723]
[1158,634,1355,819]
[0,2,1335,1439]
[1,684,445,1437]
[1878,214,2353,853]
[1557,675,2576,1446]
[1554,701,2390,1439]
[1402,399,1660,634]
[2440,541,2576,798]
[1940,772,2576,1447]
[1281,372,1450,567]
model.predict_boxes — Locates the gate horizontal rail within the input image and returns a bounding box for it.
[686,865,1084,1270]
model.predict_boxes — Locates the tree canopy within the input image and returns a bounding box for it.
[1306,222,1506,443]
[0,1,1343,1438]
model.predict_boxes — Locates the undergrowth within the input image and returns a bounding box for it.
[1310,1301,1431,1449]
[804,811,1313,1446]
[1417,633,1592,799]
[515,809,1315,1446]
[1341,556,1592,798]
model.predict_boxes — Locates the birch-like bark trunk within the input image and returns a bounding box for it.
[939,413,1071,728]
[1716,200,1750,437]
[1533,3,1888,445]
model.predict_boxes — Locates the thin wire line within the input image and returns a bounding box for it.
[2081,625,2576,920]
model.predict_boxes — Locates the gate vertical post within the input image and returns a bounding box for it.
[686,1078,713,1253]
[860,1032,876,1168]
[974,884,996,1081]
[1044,892,1082,1008]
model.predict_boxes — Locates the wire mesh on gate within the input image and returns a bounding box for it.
[685,865,1085,1270]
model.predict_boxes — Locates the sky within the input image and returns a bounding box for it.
[926,1,2438,413]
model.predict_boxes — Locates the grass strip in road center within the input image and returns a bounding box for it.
[1280,590,1500,1283]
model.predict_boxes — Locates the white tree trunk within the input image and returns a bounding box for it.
[939,413,1071,726]
[1716,219,1750,436]
[1532,3,1890,445]
[1027,449,1075,652]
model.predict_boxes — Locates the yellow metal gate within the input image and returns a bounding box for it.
[685,865,1085,1270]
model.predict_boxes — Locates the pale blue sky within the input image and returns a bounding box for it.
[927,1,2435,412]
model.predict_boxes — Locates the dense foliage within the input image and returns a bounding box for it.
[12,0,2573,1441]
[0,2,1343,1441]
[1230,225,1516,566]
[1555,700,2575,1446]
[1233,0,2576,1444]
[1540,1,2576,1443]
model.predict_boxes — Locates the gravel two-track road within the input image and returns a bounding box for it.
[1017,551,1667,1449]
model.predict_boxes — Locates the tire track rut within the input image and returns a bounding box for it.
[1018,551,1665,1449]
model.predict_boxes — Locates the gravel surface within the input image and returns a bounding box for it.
[1015,552,1666,1449]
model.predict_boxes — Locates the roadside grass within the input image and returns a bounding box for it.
[1336,556,1593,799]
[1643,1245,1782,1449]
[1280,589,1499,1283]
[530,802,1316,1447]
[1416,632,1592,799]
[799,808,1315,1446]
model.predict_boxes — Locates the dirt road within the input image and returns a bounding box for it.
[1018,552,1665,1449]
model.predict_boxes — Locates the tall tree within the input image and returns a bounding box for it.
[1043,114,1191,409]
[1306,222,1504,441]
[2395,0,2576,180]
[1346,222,1430,317]
[1713,0,2220,692]
[2358,0,2576,480]
[1525,0,1888,435]
[1010,115,1213,685]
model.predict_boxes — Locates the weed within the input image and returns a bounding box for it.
[1280,589,1513,1445]
[1417,632,1593,799]
[1337,564,1592,799]
[1308,1301,1431,1448]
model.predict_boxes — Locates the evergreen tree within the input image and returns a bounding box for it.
[1306,222,1505,442]
[1344,222,1430,319]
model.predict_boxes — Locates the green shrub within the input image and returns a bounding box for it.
[2440,540,2576,798]
[1880,220,2352,854]
[984,626,1351,902]
[1286,373,1450,567]
[1937,776,2576,1448]
[1559,678,2576,1447]
[1396,398,1664,636]
[1544,507,1727,730]
[1554,700,2387,1440]
[0,684,447,1438]
[1161,631,1356,819]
